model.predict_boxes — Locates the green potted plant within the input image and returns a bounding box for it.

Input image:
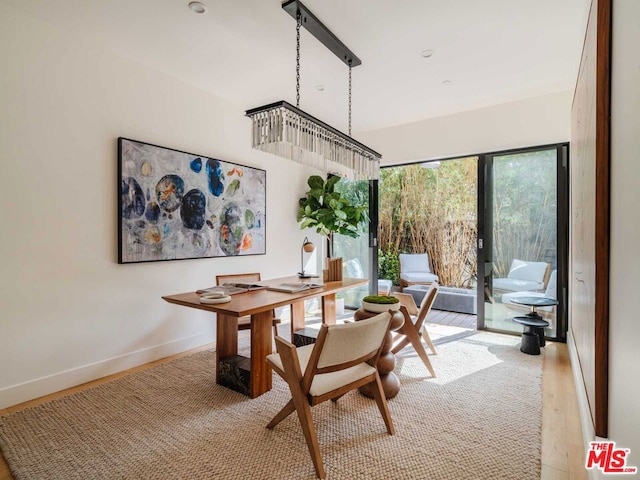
[297,175,368,258]
[361,295,400,313]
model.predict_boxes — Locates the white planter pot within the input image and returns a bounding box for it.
[336,298,345,316]
[361,300,400,314]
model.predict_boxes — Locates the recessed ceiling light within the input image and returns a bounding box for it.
[188,1,207,14]
[420,49,434,58]
[442,80,452,85]
[315,85,325,91]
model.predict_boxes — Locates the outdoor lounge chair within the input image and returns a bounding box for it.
[398,253,439,291]
[492,259,550,294]
[502,269,557,320]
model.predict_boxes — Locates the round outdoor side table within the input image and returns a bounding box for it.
[354,308,405,399]
[510,296,557,355]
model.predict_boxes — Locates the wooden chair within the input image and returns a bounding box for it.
[266,312,394,479]
[215,273,281,338]
[392,282,439,377]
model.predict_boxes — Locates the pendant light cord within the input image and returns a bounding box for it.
[348,61,352,136]
[296,12,301,108]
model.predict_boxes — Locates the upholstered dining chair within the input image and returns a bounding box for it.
[392,282,439,378]
[266,312,394,479]
[215,273,281,339]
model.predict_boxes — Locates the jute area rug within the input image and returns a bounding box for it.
[0,327,542,479]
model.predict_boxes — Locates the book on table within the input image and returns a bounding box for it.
[196,282,266,295]
[266,282,324,293]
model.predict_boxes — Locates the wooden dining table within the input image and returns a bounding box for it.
[162,276,368,398]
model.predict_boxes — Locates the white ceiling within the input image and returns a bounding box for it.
[3,0,590,133]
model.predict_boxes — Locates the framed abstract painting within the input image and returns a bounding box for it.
[118,138,266,263]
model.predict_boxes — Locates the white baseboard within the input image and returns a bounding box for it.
[567,331,607,480]
[0,333,215,410]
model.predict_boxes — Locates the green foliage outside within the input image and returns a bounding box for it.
[491,151,557,277]
[378,159,478,288]
[297,175,369,257]
[378,150,558,289]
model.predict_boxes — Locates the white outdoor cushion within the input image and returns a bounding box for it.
[344,258,365,278]
[501,270,557,309]
[267,345,377,397]
[493,278,544,292]
[401,272,439,283]
[508,259,548,283]
[399,253,431,273]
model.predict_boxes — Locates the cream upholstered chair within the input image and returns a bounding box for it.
[392,282,439,377]
[493,259,551,294]
[398,253,439,291]
[266,312,394,479]
[215,273,280,338]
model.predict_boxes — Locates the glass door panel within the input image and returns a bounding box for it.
[480,147,564,338]
[333,178,374,309]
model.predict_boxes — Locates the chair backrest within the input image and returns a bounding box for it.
[399,253,431,274]
[544,270,557,298]
[415,282,439,325]
[507,259,548,283]
[216,272,261,285]
[308,312,391,375]
[344,258,365,279]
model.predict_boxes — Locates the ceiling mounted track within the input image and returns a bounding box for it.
[281,0,362,67]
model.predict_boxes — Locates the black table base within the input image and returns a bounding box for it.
[512,316,550,355]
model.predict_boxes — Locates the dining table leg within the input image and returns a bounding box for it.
[216,313,238,386]
[250,310,274,398]
[321,293,337,325]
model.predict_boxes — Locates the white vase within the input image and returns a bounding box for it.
[361,300,400,313]
[336,297,345,316]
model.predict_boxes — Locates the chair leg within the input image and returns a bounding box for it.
[398,321,436,378]
[421,326,437,355]
[330,393,347,403]
[267,399,295,429]
[390,336,410,355]
[370,373,395,435]
[290,388,325,479]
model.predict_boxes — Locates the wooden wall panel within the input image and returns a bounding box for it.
[570,0,610,438]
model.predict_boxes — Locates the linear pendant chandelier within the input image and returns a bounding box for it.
[245,0,381,180]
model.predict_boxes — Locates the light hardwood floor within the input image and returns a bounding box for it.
[0,336,587,479]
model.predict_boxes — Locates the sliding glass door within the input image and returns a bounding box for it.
[332,178,377,309]
[478,144,568,340]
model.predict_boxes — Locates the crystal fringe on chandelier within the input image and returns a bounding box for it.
[246,101,380,181]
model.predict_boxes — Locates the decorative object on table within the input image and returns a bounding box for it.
[118,138,266,263]
[266,312,393,479]
[199,292,232,304]
[392,283,440,378]
[326,257,343,281]
[298,237,316,278]
[353,307,404,399]
[245,0,381,181]
[361,295,400,314]
[266,282,324,293]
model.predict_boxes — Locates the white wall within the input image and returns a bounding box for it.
[0,4,320,409]
[357,91,572,164]
[608,0,640,468]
